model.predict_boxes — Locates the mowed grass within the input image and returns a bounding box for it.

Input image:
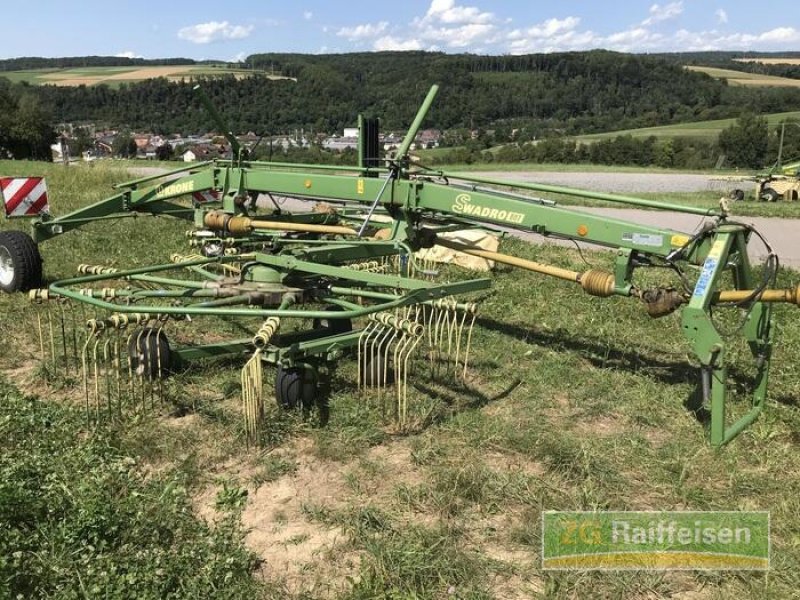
[571,110,800,144]
[687,65,800,88]
[734,58,800,66]
[1,161,800,598]
[0,65,289,87]
[537,188,800,219]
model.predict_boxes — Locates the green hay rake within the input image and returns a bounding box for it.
[2,84,799,446]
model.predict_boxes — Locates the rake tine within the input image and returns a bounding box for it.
[393,328,406,423]
[69,302,80,375]
[102,336,114,419]
[241,350,263,448]
[36,309,46,362]
[91,335,101,423]
[45,306,57,374]
[453,308,468,374]
[462,311,478,379]
[357,320,376,390]
[125,330,137,409]
[56,301,69,375]
[383,326,398,389]
[155,321,167,405]
[135,327,148,412]
[375,321,394,392]
[81,329,93,427]
[113,330,123,417]
[403,333,423,425]
[395,332,406,424]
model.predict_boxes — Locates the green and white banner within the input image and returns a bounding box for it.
[542,511,770,570]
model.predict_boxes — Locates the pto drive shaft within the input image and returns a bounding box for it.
[204,211,357,236]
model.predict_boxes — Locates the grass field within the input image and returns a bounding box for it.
[1,161,800,598]
[686,65,800,88]
[0,65,292,87]
[570,110,800,144]
[734,58,800,66]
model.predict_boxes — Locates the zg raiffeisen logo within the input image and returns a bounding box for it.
[541,511,770,570]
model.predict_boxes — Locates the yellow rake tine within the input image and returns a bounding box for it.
[453,309,468,373]
[462,312,478,379]
[81,331,93,426]
[46,307,56,372]
[91,336,101,422]
[36,311,45,362]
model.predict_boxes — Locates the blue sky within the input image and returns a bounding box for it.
[2,1,798,60]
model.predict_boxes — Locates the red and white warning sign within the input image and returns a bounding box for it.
[0,177,50,217]
[192,190,220,205]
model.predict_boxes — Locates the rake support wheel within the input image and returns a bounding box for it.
[128,328,172,380]
[275,364,318,410]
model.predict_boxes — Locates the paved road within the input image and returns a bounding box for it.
[462,170,717,193]
[507,207,799,268]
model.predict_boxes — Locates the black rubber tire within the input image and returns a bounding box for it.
[362,352,395,387]
[275,365,317,410]
[312,305,353,335]
[762,188,780,202]
[127,328,172,379]
[0,230,43,292]
[729,188,745,202]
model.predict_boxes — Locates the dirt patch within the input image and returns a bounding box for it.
[734,58,800,66]
[573,413,627,437]
[104,67,190,81]
[48,78,106,87]
[230,438,356,594]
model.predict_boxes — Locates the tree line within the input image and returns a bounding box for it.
[0,56,197,71]
[0,80,55,160]
[1,51,799,167]
[428,114,800,170]
[16,51,800,136]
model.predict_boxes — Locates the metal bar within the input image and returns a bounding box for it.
[439,171,722,217]
[243,160,389,174]
[395,85,439,160]
[194,85,241,158]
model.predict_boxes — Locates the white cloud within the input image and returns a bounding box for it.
[336,21,388,41]
[641,2,683,26]
[115,50,143,59]
[426,0,493,25]
[303,10,313,20]
[177,21,253,44]
[230,52,247,63]
[332,1,799,55]
[373,36,423,51]
[758,27,800,43]
[672,26,800,51]
[522,17,581,39]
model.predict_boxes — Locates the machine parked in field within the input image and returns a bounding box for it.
[1,85,799,447]
[718,121,800,202]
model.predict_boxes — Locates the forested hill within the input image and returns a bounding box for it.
[0,56,198,71]
[7,50,800,136]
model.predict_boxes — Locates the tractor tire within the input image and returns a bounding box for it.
[312,305,353,335]
[0,230,43,293]
[762,188,780,202]
[275,364,317,410]
[128,328,172,379]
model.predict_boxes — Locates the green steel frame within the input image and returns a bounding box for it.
[12,84,794,446]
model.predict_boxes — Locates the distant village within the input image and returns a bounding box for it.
[50,123,443,163]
